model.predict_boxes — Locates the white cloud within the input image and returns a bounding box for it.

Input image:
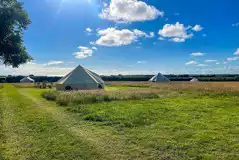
[234,48,239,55]
[227,57,239,61]
[44,61,64,66]
[137,61,147,64]
[192,25,203,32]
[216,62,220,65]
[191,52,205,57]
[170,37,185,42]
[95,27,153,47]
[185,61,197,65]
[158,22,193,43]
[197,64,209,67]
[158,37,164,40]
[85,28,93,32]
[0,63,73,76]
[232,22,239,27]
[90,41,95,45]
[92,47,97,50]
[174,12,180,16]
[149,32,155,38]
[27,60,36,65]
[202,34,207,37]
[99,0,163,23]
[205,60,217,63]
[73,46,94,59]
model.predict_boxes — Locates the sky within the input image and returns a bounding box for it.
[1,0,239,76]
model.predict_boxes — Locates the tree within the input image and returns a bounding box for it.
[0,0,32,68]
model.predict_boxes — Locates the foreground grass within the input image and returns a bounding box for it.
[1,83,239,159]
[0,85,103,160]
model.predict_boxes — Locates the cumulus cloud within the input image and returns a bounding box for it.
[227,57,239,61]
[170,37,185,42]
[95,27,153,47]
[234,48,239,55]
[73,46,94,59]
[85,27,93,32]
[192,25,203,32]
[191,52,205,57]
[205,60,217,63]
[197,64,209,67]
[158,22,194,43]
[44,61,64,66]
[99,0,164,23]
[0,63,73,76]
[185,61,197,65]
[92,47,97,50]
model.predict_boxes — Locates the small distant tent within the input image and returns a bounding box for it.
[56,64,105,91]
[20,76,35,83]
[190,78,199,82]
[149,73,170,82]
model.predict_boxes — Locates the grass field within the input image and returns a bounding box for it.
[0,82,239,159]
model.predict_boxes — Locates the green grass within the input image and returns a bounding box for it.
[0,83,239,159]
[42,89,162,106]
[0,85,104,159]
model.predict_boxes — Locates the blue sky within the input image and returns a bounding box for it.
[2,0,239,76]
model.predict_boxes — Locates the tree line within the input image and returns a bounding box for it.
[1,74,239,83]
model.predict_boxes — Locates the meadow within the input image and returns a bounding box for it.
[0,82,238,159]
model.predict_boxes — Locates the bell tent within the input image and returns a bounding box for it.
[56,65,105,91]
[149,73,170,82]
[190,78,199,82]
[20,76,35,83]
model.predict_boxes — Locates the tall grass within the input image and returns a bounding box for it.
[42,89,162,106]
[42,82,239,106]
[0,84,3,89]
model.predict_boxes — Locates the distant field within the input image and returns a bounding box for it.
[0,82,238,159]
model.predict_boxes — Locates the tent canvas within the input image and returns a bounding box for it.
[20,76,35,83]
[190,78,199,82]
[149,73,170,82]
[56,65,105,91]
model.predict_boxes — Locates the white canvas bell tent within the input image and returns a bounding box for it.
[56,64,105,91]
[149,73,170,82]
[190,78,199,82]
[20,76,35,83]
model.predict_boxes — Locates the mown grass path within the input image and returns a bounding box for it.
[0,84,132,160]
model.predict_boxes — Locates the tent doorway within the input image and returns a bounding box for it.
[98,84,103,89]
[65,86,73,91]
